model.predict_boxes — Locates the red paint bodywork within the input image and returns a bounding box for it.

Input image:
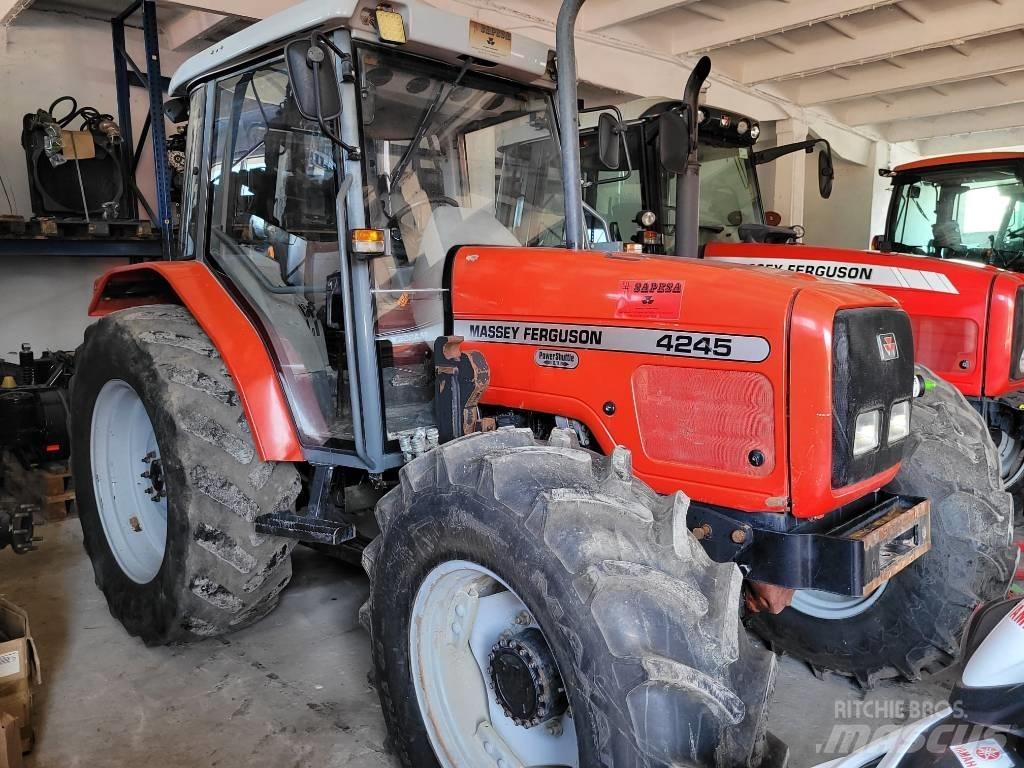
[706,243,1024,399]
[894,152,1024,174]
[91,248,909,521]
[89,262,304,463]
[449,246,903,518]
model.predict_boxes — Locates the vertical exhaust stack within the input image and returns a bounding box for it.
[556,0,586,250]
[675,55,711,258]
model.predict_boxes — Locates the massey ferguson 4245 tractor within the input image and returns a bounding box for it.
[72,1,1013,765]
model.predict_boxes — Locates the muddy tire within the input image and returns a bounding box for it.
[364,427,777,768]
[71,305,300,645]
[749,367,1016,686]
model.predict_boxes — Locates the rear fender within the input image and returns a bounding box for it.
[89,262,303,462]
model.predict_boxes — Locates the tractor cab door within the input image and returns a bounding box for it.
[192,39,566,465]
[203,59,352,450]
[353,46,565,439]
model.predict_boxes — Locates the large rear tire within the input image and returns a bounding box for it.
[748,368,1016,686]
[364,427,777,768]
[71,305,301,645]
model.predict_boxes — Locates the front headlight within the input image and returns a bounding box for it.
[888,400,911,444]
[853,410,882,456]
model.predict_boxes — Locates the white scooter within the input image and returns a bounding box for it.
[816,596,1023,768]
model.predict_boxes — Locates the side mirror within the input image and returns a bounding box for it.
[164,96,189,124]
[597,112,622,170]
[818,147,834,199]
[659,110,689,175]
[285,37,341,122]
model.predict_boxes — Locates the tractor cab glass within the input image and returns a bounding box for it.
[357,47,565,438]
[664,145,761,250]
[579,120,762,253]
[204,44,564,451]
[208,63,344,445]
[885,163,1024,266]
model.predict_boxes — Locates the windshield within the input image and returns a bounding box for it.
[578,122,761,252]
[672,145,761,250]
[885,163,1024,267]
[358,47,564,437]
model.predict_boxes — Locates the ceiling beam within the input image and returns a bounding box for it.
[164,10,236,51]
[879,102,1024,142]
[773,32,1024,104]
[673,0,898,55]
[156,0,287,20]
[580,0,700,32]
[0,0,31,26]
[736,0,1024,84]
[915,130,1024,157]
[833,74,1024,125]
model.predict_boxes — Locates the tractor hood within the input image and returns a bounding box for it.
[705,242,1024,398]
[447,245,908,517]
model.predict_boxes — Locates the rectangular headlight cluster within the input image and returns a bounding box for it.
[852,400,911,457]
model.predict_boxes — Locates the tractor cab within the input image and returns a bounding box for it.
[165,4,569,468]
[578,98,833,253]
[875,153,1024,270]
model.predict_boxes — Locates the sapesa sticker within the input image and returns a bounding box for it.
[951,740,1016,768]
[469,20,511,58]
[615,279,684,320]
[0,649,20,679]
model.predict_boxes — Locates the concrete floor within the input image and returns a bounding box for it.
[0,519,970,768]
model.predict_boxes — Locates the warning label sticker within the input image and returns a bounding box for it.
[951,740,1016,768]
[615,279,684,320]
[0,650,20,679]
[1010,601,1024,629]
[469,20,512,58]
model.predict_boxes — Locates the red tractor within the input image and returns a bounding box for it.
[70,3,1011,765]
[704,153,1024,491]
[577,64,1015,683]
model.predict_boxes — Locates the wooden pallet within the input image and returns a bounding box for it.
[0,455,75,522]
[0,215,156,240]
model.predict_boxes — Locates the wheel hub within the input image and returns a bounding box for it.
[488,627,567,728]
[141,452,166,502]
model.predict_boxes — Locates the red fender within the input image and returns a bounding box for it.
[89,262,303,462]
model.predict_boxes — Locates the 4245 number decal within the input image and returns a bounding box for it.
[656,333,733,358]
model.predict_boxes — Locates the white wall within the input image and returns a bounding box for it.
[0,9,191,356]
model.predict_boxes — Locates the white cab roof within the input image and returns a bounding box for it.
[169,0,554,96]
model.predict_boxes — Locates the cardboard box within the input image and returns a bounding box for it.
[0,713,21,768]
[0,600,39,759]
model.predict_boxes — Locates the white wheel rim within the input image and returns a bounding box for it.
[996,430,1024,487]
[409,560,579,768]
[90,379,169,584]
[791,581,889,620]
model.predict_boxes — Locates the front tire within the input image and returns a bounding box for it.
[71,305,301,644]
[748,368,1016,686]
[364,427,777,768]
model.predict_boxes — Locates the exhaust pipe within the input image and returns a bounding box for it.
[675,55,711,258]
[556,0,586,250]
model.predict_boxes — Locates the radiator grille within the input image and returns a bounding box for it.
[632,366,774,476]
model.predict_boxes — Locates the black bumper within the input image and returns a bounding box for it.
[689,491,931,596]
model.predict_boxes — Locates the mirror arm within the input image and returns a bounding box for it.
[304,32,359,159]
[311,53,361,159]
[752,138,828,166]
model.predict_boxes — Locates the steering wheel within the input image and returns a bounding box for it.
[389,195,460,223]
[1007,226,1024,240]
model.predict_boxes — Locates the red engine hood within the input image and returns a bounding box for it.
[706,242,1024,397]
